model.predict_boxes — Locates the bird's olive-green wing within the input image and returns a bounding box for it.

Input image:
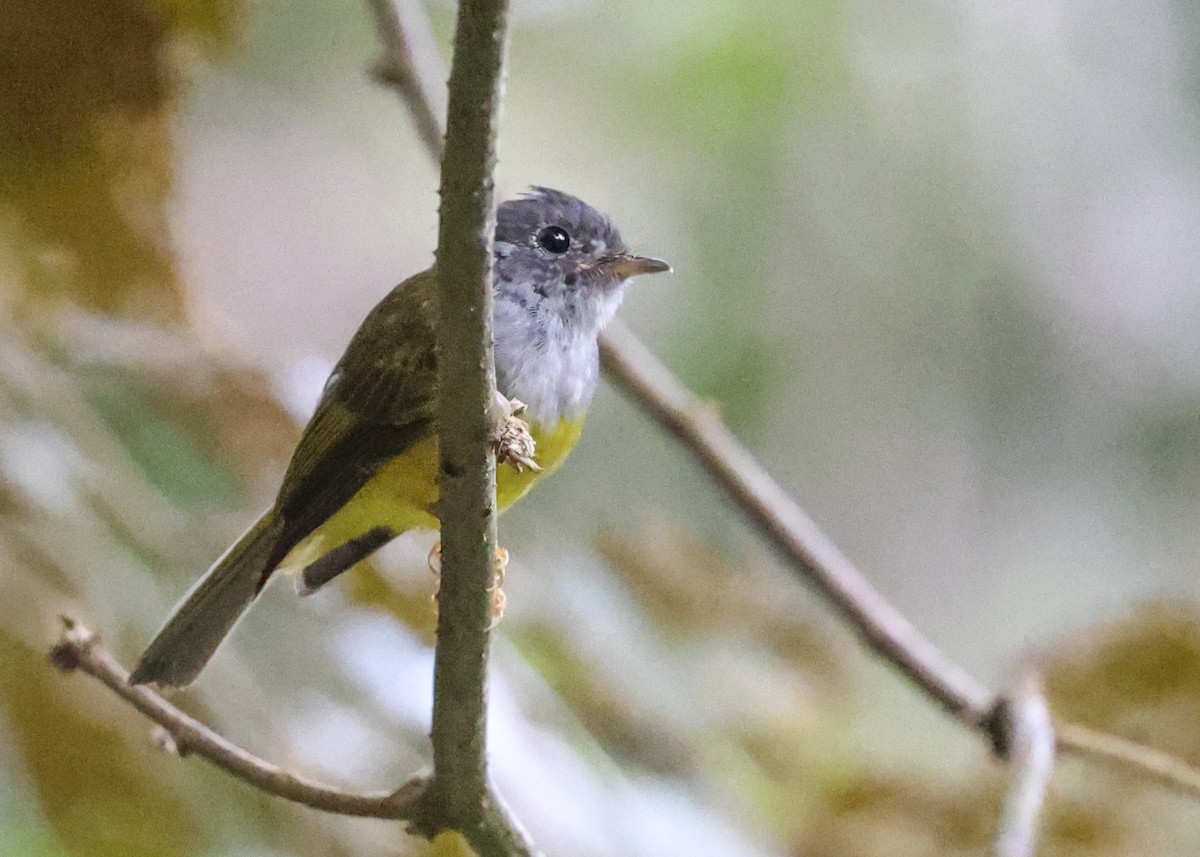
[264,270,440,570]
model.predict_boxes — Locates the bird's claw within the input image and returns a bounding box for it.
[491,397,541,473]
[429,542,509,627]
[489,547,508,627]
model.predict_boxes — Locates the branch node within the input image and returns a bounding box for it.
[151,725,186,757]
[371,58,411,89]
[991,674,1056,857]
[983,696,1015,761]
[405,782,457,840]
[49,614,94,672]
[391,775,434,833]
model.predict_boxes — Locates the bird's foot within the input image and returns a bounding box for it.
[489,547,509,627]
[490,396,541,473]
[428,542,509,627]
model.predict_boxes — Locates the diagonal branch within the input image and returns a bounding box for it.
[600,321,1200,802]
[49,617,424,820]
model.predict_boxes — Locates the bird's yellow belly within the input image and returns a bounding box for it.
[281,418,584,572]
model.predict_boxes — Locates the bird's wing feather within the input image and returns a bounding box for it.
[266,270,440,570]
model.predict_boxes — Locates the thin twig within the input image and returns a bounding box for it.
[1056,723,1200,801]
[364,0,1200,816]
[366,0,446,158]
[992,676,1055,857]
[49,617,424,820]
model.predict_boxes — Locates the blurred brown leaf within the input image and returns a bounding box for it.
[0,629,208,857]
[805,770,1132,857]
[345,561,439,644]
[597,517,849,689]
[0,0,238,321]
[1044,600,1200,766]
[514,619,701,778]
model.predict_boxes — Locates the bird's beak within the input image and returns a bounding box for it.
[597,254,672,280]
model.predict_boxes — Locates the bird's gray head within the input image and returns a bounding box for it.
[490,188,669,424]
[493,187,669,337]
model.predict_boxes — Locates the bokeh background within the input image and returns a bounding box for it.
[4,0,1200,854]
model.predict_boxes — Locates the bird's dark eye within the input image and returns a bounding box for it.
[536,225,571,254]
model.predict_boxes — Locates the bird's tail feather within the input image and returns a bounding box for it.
[130,509,283,687]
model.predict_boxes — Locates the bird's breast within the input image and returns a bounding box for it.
[281,416,585,575]
[493,304,601,425]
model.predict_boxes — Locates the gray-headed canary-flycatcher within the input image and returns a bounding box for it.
[131,187,669,686]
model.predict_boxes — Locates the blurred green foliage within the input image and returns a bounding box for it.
[622,2,847,428]
[81,365,245,507]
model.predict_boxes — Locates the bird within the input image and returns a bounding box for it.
[129,187,670,686]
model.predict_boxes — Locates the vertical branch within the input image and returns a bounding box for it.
[424,0,511,836]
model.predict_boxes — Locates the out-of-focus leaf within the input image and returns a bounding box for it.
[56,313,301,486]
[81,364,246,507]
[145,0,241,53]
[804,771,1132,857]
[0,821,72,857]
[808,773,993,857]
[0,631,208,857]
[513,620,700,777]
[345,561,438,644]
[1044,601,1200,765]
[0,0,238,321]
[597,518,849,689]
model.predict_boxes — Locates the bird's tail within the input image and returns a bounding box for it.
[130,509,283,687]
